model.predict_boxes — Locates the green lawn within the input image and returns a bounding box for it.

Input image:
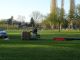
[0,30,80,60]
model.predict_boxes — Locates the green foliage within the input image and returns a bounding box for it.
[42,7,65,29]
[49,13,58,24]
[75,4,80,19]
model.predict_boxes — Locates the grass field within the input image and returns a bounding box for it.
[0,30,80,60]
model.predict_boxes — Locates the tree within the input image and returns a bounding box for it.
[47,0,58,29]
[7,16,13,25]
[48,13,58,29]
[40,14,49,29]
[74,4,80,29]
[30,17,35,27]
[31,11,44,23]
[42,7,61,29]
[75,4,80,19]
[51,0,57,14]
[17,15,26,22]
[59,0,65,32]
[68,0,75,29]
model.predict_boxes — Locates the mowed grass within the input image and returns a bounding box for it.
[0,30,80,60]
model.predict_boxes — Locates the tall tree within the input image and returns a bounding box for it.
[76,4,80,18]
[50,0,58,29]
[69,0,75,29]
[51,0,57,14]
[59,0,65,31]
[70,0,75,19]
[60,0,64,21]
[75,4,80,29]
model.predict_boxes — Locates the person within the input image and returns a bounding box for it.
[32,27,37,35]
[31,27,38,39]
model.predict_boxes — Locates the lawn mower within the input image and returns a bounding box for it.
[21,31,40,40]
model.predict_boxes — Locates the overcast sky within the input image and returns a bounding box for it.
[0,0,80,22]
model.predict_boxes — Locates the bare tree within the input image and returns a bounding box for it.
[17,15,26,22]
[31,11,44,23]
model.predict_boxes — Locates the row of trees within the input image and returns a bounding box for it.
[0,0,80,31]
[0,12,44,30]
[41,0,80,31]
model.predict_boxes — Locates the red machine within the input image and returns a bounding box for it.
[53,37,80,41]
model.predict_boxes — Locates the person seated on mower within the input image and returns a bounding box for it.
[32,27,37,35]
[31,27,37,38]
[31,27,40,39]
